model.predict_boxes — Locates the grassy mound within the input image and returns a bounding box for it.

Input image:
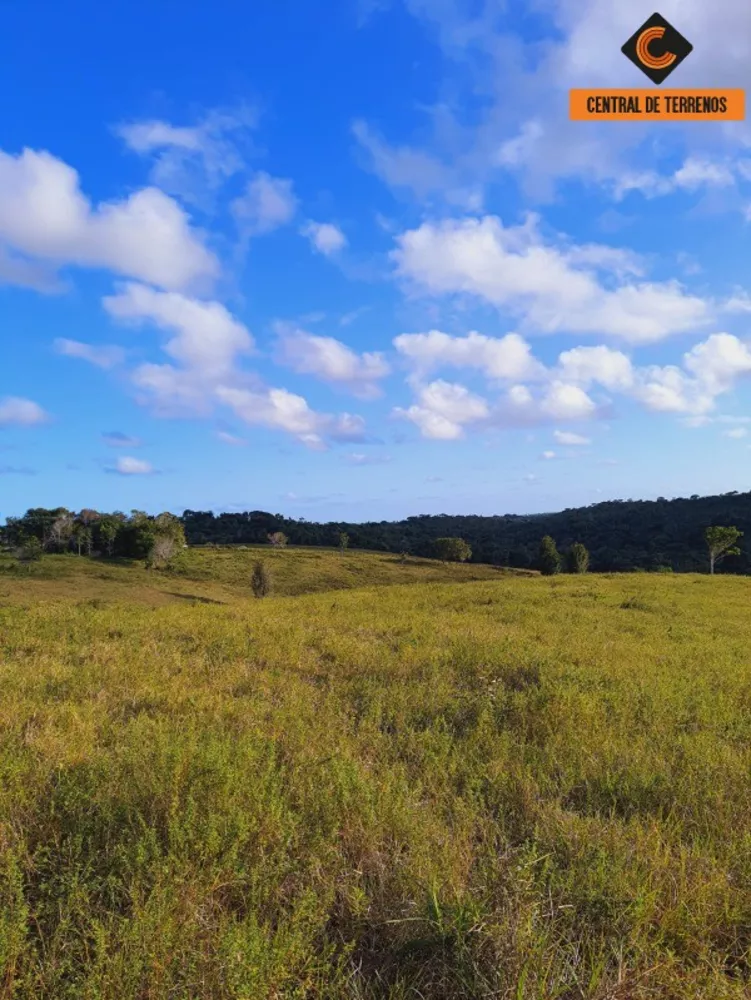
[0,545,522,607]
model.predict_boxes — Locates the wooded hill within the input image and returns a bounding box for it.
[183,490,751,574]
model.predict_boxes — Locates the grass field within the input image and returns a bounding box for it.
[0,545,520,606]
[1,549,750,998]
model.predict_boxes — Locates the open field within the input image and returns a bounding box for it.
[0,546,521,607]
[1,553,750,998]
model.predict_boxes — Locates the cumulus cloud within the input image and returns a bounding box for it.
[557,345,634,389]
[0,149,218,293]
[394,379,491,440]
[393,330,546,380]
[54,338,125,369]
[301,221,347,255]
[104,282,255,413]
[393,216,710,343]
[100,284,368,447]
[231,172,298,236]
[216,385,367,449]
[108,456,155,476]
[0,396,49,426]
[274,322,390,399]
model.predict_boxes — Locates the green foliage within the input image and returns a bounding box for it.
[251,559,271,598]
[433,537,472,563]
[538,535,561,576]
[705,525,743,574]
[0,571,749,997]
[339,532,350,553]
[14,535,43,566]
[566,541,590,574]
[97,516,121,557]
[180,491,751,573]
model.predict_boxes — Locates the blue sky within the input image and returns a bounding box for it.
[2,0,751,522]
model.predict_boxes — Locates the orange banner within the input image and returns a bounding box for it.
[570,88,745,121]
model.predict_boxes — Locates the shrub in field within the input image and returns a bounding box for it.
[566,541,590,574]
[251,560,271,598]
[433,537,472,563]
[538,535,562,576]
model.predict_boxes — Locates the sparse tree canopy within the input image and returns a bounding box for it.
[147,535,177,570]
[705,526,742,575]
[339,532,350,553]
[567,542,590,574]
[433,537,472,563]
[538,536,562,576]
[268,531,288,548]
[15,535,43,567]
[251,560,271,598]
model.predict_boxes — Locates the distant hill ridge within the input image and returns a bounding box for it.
[182,490,751,574]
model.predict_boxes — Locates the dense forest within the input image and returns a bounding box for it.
[182,491,750,573]
[2,491,749,573]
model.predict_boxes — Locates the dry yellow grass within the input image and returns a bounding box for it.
[0,550,749,998]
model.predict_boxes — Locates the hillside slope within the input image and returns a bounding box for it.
[0,545,523,606]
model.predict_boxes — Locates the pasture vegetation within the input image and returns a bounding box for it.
[0,547,750,998]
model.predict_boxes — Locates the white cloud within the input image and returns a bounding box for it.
[540,381,597,421]
[557,345,634,390]
[54,338,125,369]
[274,322,390,399]
[103,282,254,413]
[0,148,218,293]
[216,385,366,449]
[630,365,714,416]
[110,456,155,476]
[541,450,557,460]
[394,379,491,440]
[724,427,748,439]
[115,107,257,207]
[724,291,751,314]
[301,221,347,256]
[554,430,591,446]
[0,396,49,427]
[393,216,710,343]
[683,332,751,393]
[231,172,297,236]
[393,329,546,380]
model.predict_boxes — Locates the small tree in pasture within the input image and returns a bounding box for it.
[705,526,742,575]
[567,542,590,574]
[538,536,562,576]
[268,531,288,549]
[251,560,271,598]
[433,537,472,563]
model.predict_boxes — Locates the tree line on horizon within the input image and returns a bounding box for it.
[0,494,746,576]
[179,491,751,574]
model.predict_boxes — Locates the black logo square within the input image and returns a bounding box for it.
[622,13,693,85]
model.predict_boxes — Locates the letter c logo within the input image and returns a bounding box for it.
[636,26,677,69]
